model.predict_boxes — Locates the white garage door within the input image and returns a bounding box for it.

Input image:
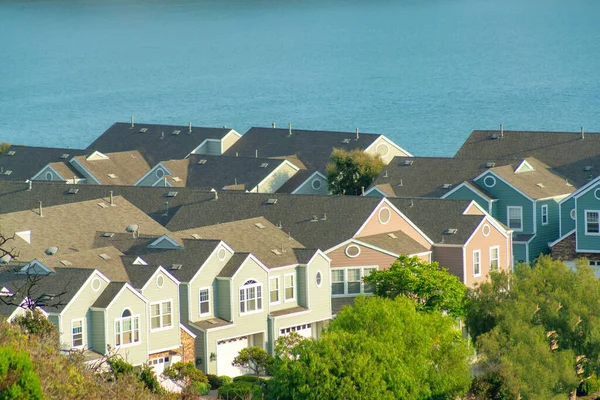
[217,336,249,377]
[280,323,312,339]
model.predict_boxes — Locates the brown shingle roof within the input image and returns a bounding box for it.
[39,246,130,282]
[73,150,151,186]
[358,230,429,256]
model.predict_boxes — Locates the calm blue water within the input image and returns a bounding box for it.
[1,0,600,156]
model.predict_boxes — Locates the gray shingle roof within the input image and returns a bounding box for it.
[217,253,249,278]
[0,145,85,182]
[92,282,127,309]
[86,123,232,166]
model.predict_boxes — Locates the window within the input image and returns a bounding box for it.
[72,319,83,348]
[332,270,345,295]
[541,205,548,226]
[150,301,172,330]
[507,207,523,231]
[239,280,262,314]
[316,271,322,287]
[586,211,600,234]
[311,179,322,190]
[589,260,600,267]
[115,310,140,346]
[490,247,499,270]
[199,288,210,316]
[363,268,376,293]
[284,274,295,301]
[473,250,481,277]
[269,277,279,303]
[347,268,361,294]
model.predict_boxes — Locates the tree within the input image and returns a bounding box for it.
[0,347,42,400]
[232,346,273,376]
[162,361,209,398]
[364,255,467,318]
[325,148,384,195]
[466,256,600,399]
[268,296,472,400]
[0,143,10,155]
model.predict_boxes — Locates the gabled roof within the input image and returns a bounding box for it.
[357,230,430,256]
[39,246,130,282]
[157,155,295,191]
[72,150,151,186]
[0,145,85,181]
[224,126,383,173]
[86,122,233,166]
[174,217,306,268]
[455,129,600,188]
[42,162,84,182]
[91,282,127,309]
[217,253,250,278]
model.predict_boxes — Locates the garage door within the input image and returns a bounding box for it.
[280,323,312,339]
[217,336,248,377]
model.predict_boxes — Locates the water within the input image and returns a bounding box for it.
[1,0,599,156]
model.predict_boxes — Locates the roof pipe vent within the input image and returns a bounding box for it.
[581,127,585,140]
[39,201,43,217]
[356,128,359,140]
[500,123,503,138]
[272,122,276,128]
[109,191,114,206]
[384,170,388,178]
[213,189,218,200]
[361,186,365,196]
[188,122,192,134]
[288,123,292,137]
[161,132,164,140]
[131,116,134,128]
[163,201,169,216]
[255,149,258,158]
[27,180,32,191]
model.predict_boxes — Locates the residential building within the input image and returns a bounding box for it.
[0,145,85,182]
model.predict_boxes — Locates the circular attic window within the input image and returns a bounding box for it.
[156,169,165,179]
[156,275,165,288]
[571,209,576,220]
[91,277,101,291]
[482,224,491,237]
[312,179,322,190]
[376,143,390,158]
[217,247,227,261]
[595,188,600,200]
[484,176,496,188]
[378,207,392,225]
[345,244,361,258]
[45,172,53,181]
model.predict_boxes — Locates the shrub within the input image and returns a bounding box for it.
[232,376,260,384]
[220,376,233,386]
[0,347,42,400]
[208,374,232,390]
[108,357,135,377]
[578,374,600,396]
[139,364,162,394]
[218,381,263,400]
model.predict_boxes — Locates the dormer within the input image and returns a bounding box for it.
[514,160,535,173]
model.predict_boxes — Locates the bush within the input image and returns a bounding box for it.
[218,381,264,400]
[469,374,515,400]
[208,374,232,390]
[139,364,162,394]
[578,374,600,396]
[232,376,260,384]
[220,376,233,386]
[0,347,43,400]
[108,358,135,377]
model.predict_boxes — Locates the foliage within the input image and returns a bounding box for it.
[0,346,42,400]
[232,347,273,376]
[163,361,209,397]
[325,148,384,195]
[268,296,472,400]
[469,374,515,400]
[12,310,58,340]
[108,357,135,377]
[139,364,162,394]
[208,374,234,390]
[578,374,600,396]
[364,255,467,317]
[466,256,600,399]
[217,380,264,400]
[0,143,10,155]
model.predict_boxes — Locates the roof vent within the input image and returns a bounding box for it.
[584,166,593,172]
[125,224,139,233]
[171,264,182,270]
[97,202,108,209]
[68,188,79,194]
[271,248,282,255]
[191,233,202,240]
[60,153,70,159]
[197,159,207,165]
[387,233,398,239]
[442,184,453,189]
[536,183,545,188]
[99,253,111,260]
[310,215,319,222]
[445,229,458,235]
[139,128,148,133]
[6,151,15,156]
[102,232,115,238]
[255,222,266,229]
[265,199,278,205]
[485,162,496,168]
[3,170,12,176]
[260,163,269,168]
[172,130,181,135]
[45,246,59,256]
[60,260,72,267]
[342,138,351,144]
[0,286,11,295]
[166,191,178,197]
[403,160,413,166]
[107,173,117,179]
[0,255,12,264]
[172,177,182,182]
[490,133,500,140]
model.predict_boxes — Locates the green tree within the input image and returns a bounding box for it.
[232,346,273,376]
[364,255,467,318]
[325,148,384,195]
[0,347,42,400]
[466,256,600,399]
[0,143,10,155]
[268,296,472,400]
[163,361,209,398]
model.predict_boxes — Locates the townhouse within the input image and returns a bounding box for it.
[224,126,412,195]
[0,145,85,182]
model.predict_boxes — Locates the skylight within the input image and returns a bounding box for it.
[172,130,181,135]
[3,170,12,176]
[107,173,117,179]
[171,264,182,270]
[584,166,593,172]
[260,163,269,168]
[166,191,178,197]
[255,222,266,229]
[536,183,545,188]
[172,177,182,182]
[102,232,114,238]
[99,253,111,260]
[271,249,282,255]
[68,188,79,194]
[387,233,398,239]
[403,160,413,166]
[341,138,351,144]
[442,184,453,189]
[485,162,495,168]
[265,199,278,205]
[139,128,148,133]
[445,228,458,234]
[191,233,202,240]
[7,151,15,156]
[197,159,207,165]
[60,260,72,266]
[61,153,70,159]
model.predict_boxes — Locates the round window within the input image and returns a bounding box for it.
[376,143,390,158]
[571,209,576,220]
[378,207,391,225]
[316,271,322,287]
[595,188,600,200]
[45,172,53,181]
[91,277,101,291]
[311,179,322,190]
[484,176,496,188]
[156,275,164,288]
[345,244,361,258]
[156,169,165,179]
[482,224,491,237]
[217,247,227,261]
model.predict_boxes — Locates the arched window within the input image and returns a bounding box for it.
[239,280,262,314]
[115,308,139,346]
[122,309,132,318]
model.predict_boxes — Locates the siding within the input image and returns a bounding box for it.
[355,202,431,248]
[560,197,576,236]
[432,246,464,283]
[194,140,222,156]
[255,163,297,193]
[179,284,190,323]
[513,243,528,264]
[464,219,511,288]
[195,330,207,373]
[89,309,106,353]
[269,266,299,313]
[445,185,491,213]
[216,279,232,321]
[529,199,560,261]
[221,131,240,153]
[366,137,410,165]
[143,271,180,353]
[296,266,307,308]
[305,253,332,321]
[576,185,600,251]
[136,165,166,187]
[294,174,329,195]
[327,242,397,269]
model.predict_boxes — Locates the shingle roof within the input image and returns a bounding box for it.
[72,150,151,186]
[0,145,85,181]
[191,317,232,330]
[358,230,430,256]
[270,306,308,317]
[46,161,84,182]
[160,155,293,191]
[217,253,249,278]
[39,246,130,282]
[174,217,306,268]
[86,123,232,166]
[92,282,127,309]
[455,129,600,188]
[386,198,487,245]
[224,127,382,173]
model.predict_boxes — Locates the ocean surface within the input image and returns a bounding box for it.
[1,0,599,156]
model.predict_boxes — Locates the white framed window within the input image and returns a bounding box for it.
[239,280,262,315]
[541,204,548,226]
[331,267,378,296]
[473,250,481,277]
[150,300,173,331]
[284,273,295,302]
[115,309,140,347]
[489,246,499,270]
[71,319,84,348]
[507,206,523,231]
[586,211,600,235]
[347,268,361,294]
[332,270,345,295]
[269,277,280,304]
[199,288,210,316]
[315,271,322,287]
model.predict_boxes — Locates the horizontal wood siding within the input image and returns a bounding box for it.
[560,197,575,237]
[445,185,491,213]
[89,309,105,354]
[294,175,329,195]
[464,219,511,288]
[221,132,240,153]
[328,242,397,269]
[576,185,600,251]
[144,271,180,353]
[257,163,298,193]
[432,246,464,283]
[216,279,231,322]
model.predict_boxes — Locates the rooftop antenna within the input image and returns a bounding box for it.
[356,128,359,140]
[39,201,43,217]
[272,122,276,128]
[581,127,585,140]
[109,190,114,206]
[131,116,134,128]
[288,123,292,136]
[188,122,192,133]
[500,123,503,138]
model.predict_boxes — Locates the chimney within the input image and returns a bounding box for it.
[109,190,114,205]
[163,201,169,216]
[288,123,292,136]
[131,116,134,128]
[361,186,365,196]
[272,122,276,128]
[500,123,503,138]
[39,201,43,217]
[188,122,192,133]
[356,128,359,140]
[581,127,585,140]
